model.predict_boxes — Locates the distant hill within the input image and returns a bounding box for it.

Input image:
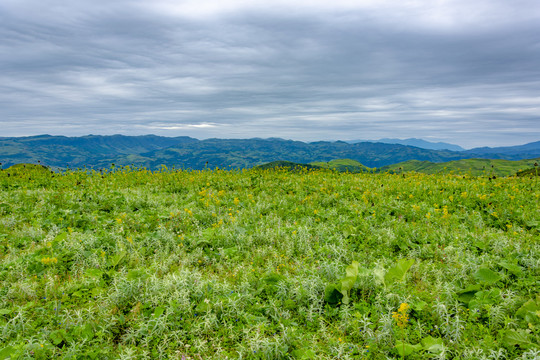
[255,159,370,173]
[254,161,323,171]
[1,135,539,171]
[465,141,540,158]
[310,159,369,173]
[348,138,465,151]
[132,138,466,170]
[0,134,195,169]
[380,158,540,176]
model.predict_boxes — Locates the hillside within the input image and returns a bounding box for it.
[309,159,369,173]
[379,158,540,176]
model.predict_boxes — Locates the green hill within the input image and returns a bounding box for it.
[5,163,51,173]
[310,159,370,173]
[379,158,540,176]
[254,160,324,171]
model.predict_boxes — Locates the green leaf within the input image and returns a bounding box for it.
[153,306,165,317]
[53,232,68,245]
[395,341,422,357]
[421,336,444,354]
[108,251,126,269]
[502,329,533,348]
[457,284,481,304]
[469,288,501,309]
[516,297,540,325]
[324,283,343,305]
[291,348,316,359]
[498,261,523,275]
[345,261,359,279]
[410,300,428,311]
[195,300,211,313]
[222,246,238,257]
[127,269,148,281]
[473,239,489,251]
[384,259,414,287]
[72,324,94,340]
[49,329,66,345]
[85,268,104,278]
[0,308,12,315]
[473,267,501,285]
[0,346,16,359]
[339,261,359,304]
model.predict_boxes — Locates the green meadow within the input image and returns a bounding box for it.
[0,165,539,359]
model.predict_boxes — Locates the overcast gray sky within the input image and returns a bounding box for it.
[1,0,539,148]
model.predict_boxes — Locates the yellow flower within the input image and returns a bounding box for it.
[392,303,410,329]
[41,257,58,265]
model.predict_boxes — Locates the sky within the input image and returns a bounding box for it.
[1,0,539,149]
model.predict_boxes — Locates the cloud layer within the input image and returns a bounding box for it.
[1,0,539,148]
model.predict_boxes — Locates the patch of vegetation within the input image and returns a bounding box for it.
[0,165,539,359]
[516,164,539,177]
[310,159,370,173]
[254,161,323,171]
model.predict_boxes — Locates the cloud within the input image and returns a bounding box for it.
[0,0,539,148]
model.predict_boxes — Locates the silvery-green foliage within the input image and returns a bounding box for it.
[488,348,507,360]
[463,347,485,360]
[118,345,147,360]
[376,312,394,344]
[6,280,38,301]
[359,313,375,339]
[519,349,540,360]
[1,309,29,340]
[488,305,505,329]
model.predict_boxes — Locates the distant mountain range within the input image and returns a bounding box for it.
[348,138,466,151]
[1,134,539,170]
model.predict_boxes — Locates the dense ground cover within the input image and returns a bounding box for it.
[0,165,539,359]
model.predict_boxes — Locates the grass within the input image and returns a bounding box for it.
[0,165,539,359]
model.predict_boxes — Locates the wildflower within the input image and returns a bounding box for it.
[41,257,58,265]
[392,303,410,329]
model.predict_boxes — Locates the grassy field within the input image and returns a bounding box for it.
[0,165,539,359]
